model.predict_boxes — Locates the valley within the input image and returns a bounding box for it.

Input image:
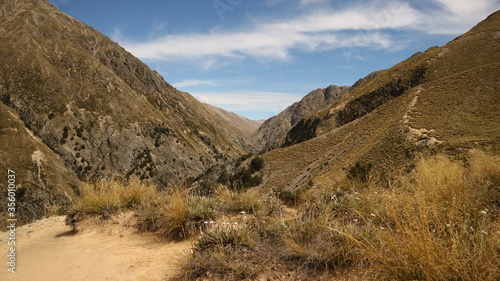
[0,0,499,280]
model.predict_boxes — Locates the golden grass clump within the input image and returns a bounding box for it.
[357,152,500,280]
[214,185,262,214]
[136,188,219,240]
[74,178,159,214]
[180,226,259,280]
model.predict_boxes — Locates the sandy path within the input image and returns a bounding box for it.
[0,214,192,281]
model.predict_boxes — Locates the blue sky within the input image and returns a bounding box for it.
[48,0,499,120]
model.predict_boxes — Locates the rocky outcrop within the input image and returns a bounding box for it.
[251,85,349,153]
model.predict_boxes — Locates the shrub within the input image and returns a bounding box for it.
[230,168,263,190]
[250,156,264,172]
[347,162,373,183]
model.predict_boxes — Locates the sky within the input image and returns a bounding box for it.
[48,0,500,120]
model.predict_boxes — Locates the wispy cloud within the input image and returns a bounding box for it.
[172,79,218,88]
[193,91,302,113]
[118,0,499,64]
[417,0,500,34]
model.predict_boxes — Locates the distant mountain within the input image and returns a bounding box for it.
[0,0,253,222]
[251,85,349,153]
[202,103,262,151]
[258,10,500,191]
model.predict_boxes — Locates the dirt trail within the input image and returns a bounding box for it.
[0,214,192,281]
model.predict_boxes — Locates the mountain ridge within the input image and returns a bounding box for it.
[0,0,255,222]
[252,85,350,153]
[256,10,500,192]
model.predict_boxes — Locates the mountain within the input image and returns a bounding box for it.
[0,0,253,222]
[257,10,500,192]
[252,85,349,153]
[202,103,262,151]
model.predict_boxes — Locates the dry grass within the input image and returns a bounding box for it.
[73,152,499,280]
[73,180,218,240]
[136,187,220,240]
[180,151,500,280]
[355,152,500,280]
[74,178,159,214]
[214,185,262,214]
[180,226,260,280]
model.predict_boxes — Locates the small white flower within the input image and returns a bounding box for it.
[240,211,246,214]
[480,210,487,215]
[370,213,376,217]
[234,222,238,225]
[204,221,209,224]
[353,218,358,222]
[380,227,385,230]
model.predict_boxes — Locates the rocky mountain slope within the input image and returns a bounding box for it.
[203,103,262,151]
[258,10,500,192]
[0,0,255,222]
[252,85,349,153]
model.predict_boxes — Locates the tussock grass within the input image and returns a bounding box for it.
[281,212,361,270]
[355,152,500,280]
[215,185,262,214]
[136,188,219,240]
[180,226,259,280]
[74,178,159,214]
[72,179,218,240]
[181,151,500,280]
[73,152,499,280]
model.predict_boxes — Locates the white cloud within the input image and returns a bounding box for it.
[418,0,500,34]
[192,91,302,113]
[172,79,218,88]
[118,0,499,63]
[434,0,495,15]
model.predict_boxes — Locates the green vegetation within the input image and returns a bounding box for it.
[249,156,264,172]
[217,156,264,190]
[346,161,373,183]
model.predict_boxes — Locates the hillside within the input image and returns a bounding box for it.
[0,0,254,222]
[203,103,262,151]
[252,85,349,153]
[258,10,500,192]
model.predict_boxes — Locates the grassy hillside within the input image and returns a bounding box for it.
[257,10,500,193]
